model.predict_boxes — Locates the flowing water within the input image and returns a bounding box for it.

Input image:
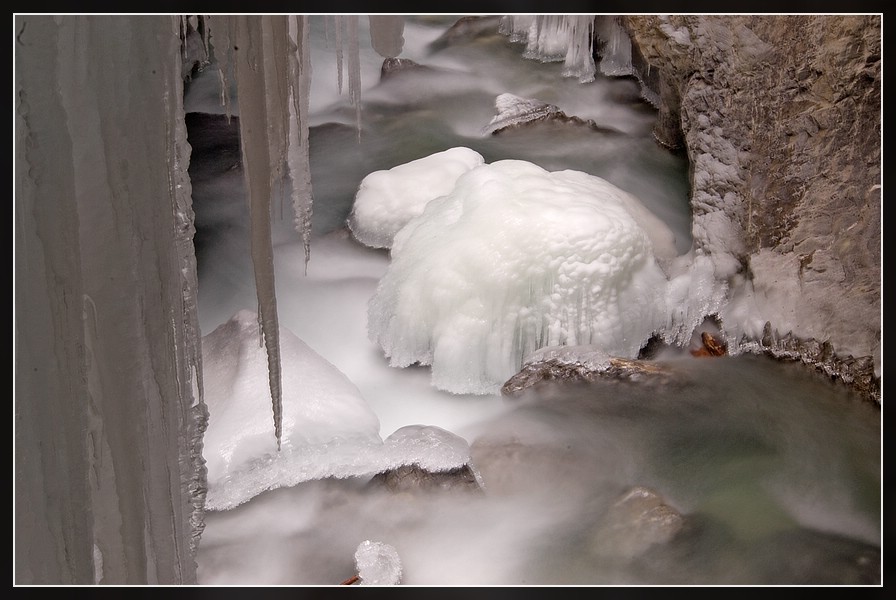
[186,16,881,586]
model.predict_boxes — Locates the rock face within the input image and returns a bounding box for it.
[621,15,881,403]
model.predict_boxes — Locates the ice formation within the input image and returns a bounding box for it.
[202,312,478,510]
[354,540,402,585]
[379,425,471,472]
[367,15,405,59]
[326,16,363,137]
[15,15,206,583]
[367,157,679,395]
[499,15,597,83]
[288,16,315,271]
[202,15,409,449]
[482,93,560,135]
[593,17,633,77]
[201,310,381,510]
[347,147,485,249]
[208,16,295,450]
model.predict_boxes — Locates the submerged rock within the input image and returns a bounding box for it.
[589,486,685,559]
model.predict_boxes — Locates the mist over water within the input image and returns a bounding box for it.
[187,16,880,585]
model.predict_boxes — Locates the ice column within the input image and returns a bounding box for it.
[288,15,314,270]
[15,15,205,584]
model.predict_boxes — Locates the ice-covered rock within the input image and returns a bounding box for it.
[202,320,484,509]
[500,344,676,397]
[201,310,383,509]
[354,540,402,585]
[369,425,482,494]
[367,158,679,395]
[346,147,485,249]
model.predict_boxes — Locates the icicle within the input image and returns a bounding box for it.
[561,16,596,83]
[179,16,189,66]
[368,15,404,58]
[334,15,344,95]
[595,16,633,77]
[346,16,362,140]
[229,15,285,450]
[207,15,234,122]
[199,15,211,66]
[328,16,362,140]
[504,15,597,83]
[260,15,291,215]
[288,15,314,271]
[168,16,208,556]
[499,15,533,43]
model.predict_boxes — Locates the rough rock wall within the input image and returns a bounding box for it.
[622,15,881,403]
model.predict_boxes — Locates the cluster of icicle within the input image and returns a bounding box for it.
[202,16,404,450]
[497,15,662,108]
[199,14,652,444]
[498,15,597,83]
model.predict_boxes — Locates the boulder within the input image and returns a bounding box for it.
[589,485,685,559]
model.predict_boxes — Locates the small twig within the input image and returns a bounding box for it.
[340,574,360,585]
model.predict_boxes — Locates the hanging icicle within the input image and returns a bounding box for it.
[208,16,234,123]
[501,15,598,84]
[333,15,344,94]
[288,15,314,271]
[210,15,285,450]
[346,16,362,140]
[202,14,407,448]
[368,15,404,59]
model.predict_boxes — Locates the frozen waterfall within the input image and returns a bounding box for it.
[15,15,206,584]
